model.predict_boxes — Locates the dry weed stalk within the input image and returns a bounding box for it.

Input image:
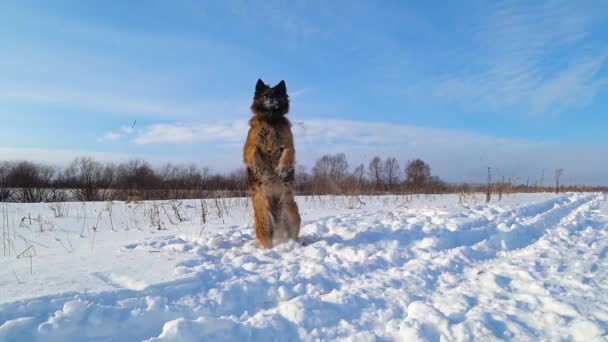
[49,203,65,218]
[105,201,114,231]
[200,199,208,224]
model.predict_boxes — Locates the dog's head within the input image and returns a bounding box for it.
[251,79,289,123]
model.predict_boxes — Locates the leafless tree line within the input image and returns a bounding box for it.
[304,154,447,195]
[0,158,246,202]
[302,155,600,197]
[0,156,605,203]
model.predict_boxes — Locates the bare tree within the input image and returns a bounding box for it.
[405,158,431,192]
[353,163,365,185]
[312,153,349,194]
[329,153,349,183]
[7,161,59,202]
[158,163,206,199]
[0,161,14,201]
[486,167,491,203]
[539,168,545,192]
[554,168,564,194]
[227,167,248,196]
[368,156,384,191]
[384,157,400,191]
[64,157,114,201]
[116,159,161,199]
[498,175,505,200]
[295,164,310,194]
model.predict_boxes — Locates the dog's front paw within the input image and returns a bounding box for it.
[251,166,262,177]
[248,166,269,183]
[275,165,293,179]
[249,165,265,178]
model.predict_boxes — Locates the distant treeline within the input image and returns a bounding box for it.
[0,155,605,203]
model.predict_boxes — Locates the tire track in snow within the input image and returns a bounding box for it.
[433,193,593,251]
[403,194,608,341]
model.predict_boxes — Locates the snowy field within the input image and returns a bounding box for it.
[0,193,607,341]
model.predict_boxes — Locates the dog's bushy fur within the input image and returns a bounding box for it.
[243,79,301,248]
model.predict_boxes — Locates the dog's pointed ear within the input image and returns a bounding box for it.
[276,80,287,93]
[255,79,268,94]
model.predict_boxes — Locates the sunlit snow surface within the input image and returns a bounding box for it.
[1,193,607,341]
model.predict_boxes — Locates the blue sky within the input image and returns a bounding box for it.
[1,0,607,184]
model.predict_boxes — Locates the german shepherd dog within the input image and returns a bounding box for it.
[243,79,301,248]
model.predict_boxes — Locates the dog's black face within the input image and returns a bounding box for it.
[251,79,290,123]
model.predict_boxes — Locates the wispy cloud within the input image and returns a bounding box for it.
[220,0,324,43]
[531,54,608,113]
[431,0,608,115]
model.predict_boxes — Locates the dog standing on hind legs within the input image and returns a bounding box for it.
[243,79,301,249]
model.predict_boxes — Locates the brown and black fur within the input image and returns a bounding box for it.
[243,79,301,248]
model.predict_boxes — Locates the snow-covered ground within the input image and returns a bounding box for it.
[0,193,607,341]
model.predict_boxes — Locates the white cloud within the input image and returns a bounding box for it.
[100,132,122,142]
[122,126,135,134]
[133,121,250,145]
[126,118,608,185]
[99,126,138,142]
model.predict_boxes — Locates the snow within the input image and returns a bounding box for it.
[1,193,607,341]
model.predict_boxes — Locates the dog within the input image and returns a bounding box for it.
[243,79,301,248]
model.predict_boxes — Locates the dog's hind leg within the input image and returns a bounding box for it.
[252,191,274,248]
[282,199,301,241]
